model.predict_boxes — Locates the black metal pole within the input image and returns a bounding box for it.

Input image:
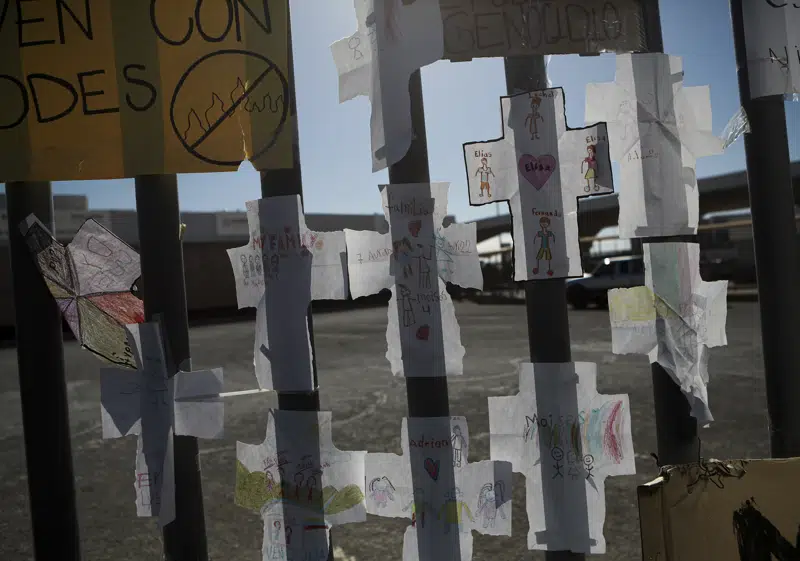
[728,0,800,458]
[6,181,82,561]
[134,175,209,561]
[635,0,702,466]
[387,69,451,420]
[501,55,586,561]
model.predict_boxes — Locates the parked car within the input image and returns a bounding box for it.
[566,256,645,310]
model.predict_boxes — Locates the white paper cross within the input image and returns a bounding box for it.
[608,243,728,424]
[100,322,224,527]
[586,53,724,238]
[366,416,512,561]
[489,362,635,554]
[463,88,614,280]
[331,0,444,171]
[226,195,348,392]
[345,183,483,377]
[235,410,367,561]
[742,1,800,99]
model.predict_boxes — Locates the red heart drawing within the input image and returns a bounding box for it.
[519,154,557,190]
[409,220,422,237]
[424,458,440,481]
[416,325,430,341]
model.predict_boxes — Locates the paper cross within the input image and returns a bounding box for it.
[331,0,444,171]
[608,243,728,424]
[100,322,224,527]
[489,362,635,554]
[463,88,614,280]
[226,195,348,392]
[585,53,724,238]
[21,214,144,368]
[235,410,367,561]
[344,183,483,377]
[742,1,800,99]
[365,416,512,561]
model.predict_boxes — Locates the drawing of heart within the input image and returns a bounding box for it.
[409,220,422,237]
[416,325,430,340]
[424,458,440,481]
[519,154,557,190]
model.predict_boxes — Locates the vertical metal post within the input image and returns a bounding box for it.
[502,55,585,561]
[728,0,800,458]
[635,0,702,466]
[6,182,82,561]
[134,175,209,561]
[388,70,451,420]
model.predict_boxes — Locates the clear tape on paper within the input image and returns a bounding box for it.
[720,106,751,150]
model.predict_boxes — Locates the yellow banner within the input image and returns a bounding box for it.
[0,0,293,182]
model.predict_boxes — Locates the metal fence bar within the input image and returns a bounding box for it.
[134,175,209,561]
[501,54,588,560]
[728,0,800,458]
[638,0,702,466]
[6,181,82,561]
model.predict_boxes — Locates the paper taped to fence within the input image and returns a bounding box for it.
[226,195,347,393]
[608,243,728,424]
[586,53,724,238]
[742,2,800,99]
[489,362,635,554]
[639,458,800,561]
[331,0,444,172]
[463,87,614,281]
[100,322,224,527]
[345,183,482,378]
[366,416,512,561]
[21,214,144,369]
[236,410,366,561]
[0,0,293,182]
[440,0,646,61]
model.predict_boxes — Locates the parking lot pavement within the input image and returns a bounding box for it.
[0,301,768,560]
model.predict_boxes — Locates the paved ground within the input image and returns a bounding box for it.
[0,302,769,560]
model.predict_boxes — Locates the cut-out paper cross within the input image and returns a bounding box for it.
[21,214,144,368]
[365,416,512,561]
[235,410,367,561]
[489,362,635,554]
[608,242,728,424]
[100,321,224,527]
[585,53,724,238]
[463,87,614,280]
[226,195,348,392]
[345,182,483,377]
[331,0,444,171]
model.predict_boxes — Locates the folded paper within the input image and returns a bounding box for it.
[236,410,366,561]
[21,214,144,368]
[226,196,348,392]
[331,0,444,171]
[586,53,724,238]
[366,416,512,561]
[345,183,482,377]
[100,322,224,527]
[608,243,728,423]
[463,88,614,280]
[489,362,635,554]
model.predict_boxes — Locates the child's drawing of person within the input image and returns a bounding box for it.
[369,477,396,508]
[581,144,598,192]
[533,216,556,276]
[475,158,495,198]
[439,487,474,534]
[525,95,544,140]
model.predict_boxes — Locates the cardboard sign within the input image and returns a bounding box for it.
[638,458,800,561]
[0,0,293,182]
[440,0,645,61]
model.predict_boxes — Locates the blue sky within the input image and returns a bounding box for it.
[2,0,799,222]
